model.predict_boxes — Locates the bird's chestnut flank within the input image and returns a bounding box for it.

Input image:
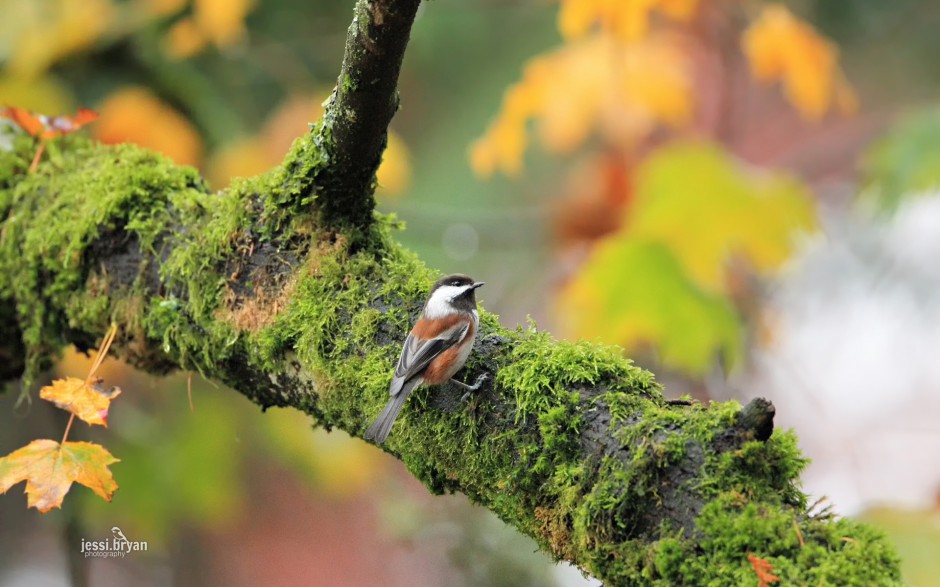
[364,274,486,443]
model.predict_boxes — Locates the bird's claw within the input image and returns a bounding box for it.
[453,373,488,402]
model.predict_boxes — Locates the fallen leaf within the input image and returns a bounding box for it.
[0,439,119,513]
[40,376,122,427]
[747,554,781,587]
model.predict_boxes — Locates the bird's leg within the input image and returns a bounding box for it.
[451,373,488,402]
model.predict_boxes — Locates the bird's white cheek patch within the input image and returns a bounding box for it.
[424,285,465,318]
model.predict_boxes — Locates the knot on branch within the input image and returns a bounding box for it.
[737,397,775,441]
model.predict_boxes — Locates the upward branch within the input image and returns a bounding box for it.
[280,0,422,233]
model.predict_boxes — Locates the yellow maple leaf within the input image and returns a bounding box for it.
[741,4,856,119]
[0,439,119,513]
[558,0,699,42]
[470,34,691,177]
[40,377,122,427]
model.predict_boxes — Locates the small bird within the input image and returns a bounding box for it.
[364,274,487,444]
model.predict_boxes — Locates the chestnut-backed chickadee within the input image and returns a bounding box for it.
[364,274,486,444]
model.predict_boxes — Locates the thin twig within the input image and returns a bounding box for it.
[86,323,118,383]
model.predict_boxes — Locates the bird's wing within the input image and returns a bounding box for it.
[390,321,469,395]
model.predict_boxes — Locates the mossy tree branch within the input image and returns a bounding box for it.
[0,1,903,585]
[278,0,422,234]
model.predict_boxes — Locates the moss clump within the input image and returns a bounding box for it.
[651,493,903,586]
[0,136,209,383]
[497,332,659,421]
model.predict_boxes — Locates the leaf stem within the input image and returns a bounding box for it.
[28,142,46,173]
[61,413,75,445]
[86,324,118,383]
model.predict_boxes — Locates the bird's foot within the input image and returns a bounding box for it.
[452,373,488,402]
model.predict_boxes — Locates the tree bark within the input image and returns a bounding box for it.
[0,1,902,585]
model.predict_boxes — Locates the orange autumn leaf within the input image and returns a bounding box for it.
[1,106,98,139]
[747,553,781,587]
[93,87,203,166]
[40,377,122,427]
[0,439,119,513]
[558,0,699,42]
[742,4,857,119]
[470,34,691,177]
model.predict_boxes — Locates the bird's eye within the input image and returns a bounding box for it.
[451,280,460,286]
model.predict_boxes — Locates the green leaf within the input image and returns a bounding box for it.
[864,108,940,212]
[629,141,816,292]
[559,140,816,374]
[559,240,740,373]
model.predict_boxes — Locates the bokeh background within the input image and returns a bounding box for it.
[2,0,940,585]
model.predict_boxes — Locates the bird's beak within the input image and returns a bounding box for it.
[472,281,485,289]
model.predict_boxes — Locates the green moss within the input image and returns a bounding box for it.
[651,493,903,586]
[497,332,658,421]
[700,430,809,505]
[0,137,208,383]
[342,73,356,94]
[0,133,904,586]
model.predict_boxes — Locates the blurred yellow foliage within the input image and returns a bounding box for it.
[2,0,114,79]
[628,142,817,291]
[558,141,816,372]
[159,0,255,58]
[93,87,204,167]
[559,0,698,41]
[473,2,856,179]
[257,409,384,497]
[58,347,136,385]
[195,0,254,47]
[209,92,411,196]
[742,4,857,119]
[470,34,691,177]
[376,132,412,198]
[207,137,272,188]
[559,239,740,372]
[141,0,188,17]
[165,18,208,59]
[0,75,73,114]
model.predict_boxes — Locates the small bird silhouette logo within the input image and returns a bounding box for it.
[111,526,129,547]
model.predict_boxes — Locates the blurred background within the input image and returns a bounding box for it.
[2,0,940,585]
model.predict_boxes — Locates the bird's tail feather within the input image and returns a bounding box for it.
[364,379,419,444]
